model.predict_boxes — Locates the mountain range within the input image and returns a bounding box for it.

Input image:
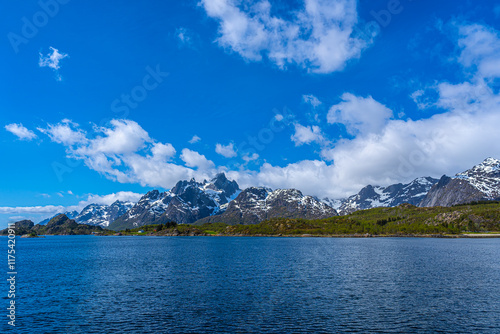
[38,158,500,230]
[325,177,439,215]
[109,173,241,230]
[196,187,337,225]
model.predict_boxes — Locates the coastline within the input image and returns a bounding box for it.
[96,232,500,238]
[7,232,500,238]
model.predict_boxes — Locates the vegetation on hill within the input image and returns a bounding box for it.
[118,202,500,236]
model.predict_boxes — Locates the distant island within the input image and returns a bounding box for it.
[1,214,105,237]
[5,201,499,238]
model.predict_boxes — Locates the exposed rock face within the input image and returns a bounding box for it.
[109,173,241,230]
[420,158,500,207]
[196,187,337,225]
[332,177,438,215]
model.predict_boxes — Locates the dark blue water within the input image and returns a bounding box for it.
[2,236,500,333]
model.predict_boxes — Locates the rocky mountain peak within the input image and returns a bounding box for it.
[207,172,239,196]
[456,157,500,177]
[358,185,379,198]
[110,174,241,229]
[454,157,500,198]
[142,189,161,200]
[419,158,500,207]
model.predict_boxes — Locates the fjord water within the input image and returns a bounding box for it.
[5,236,500,333]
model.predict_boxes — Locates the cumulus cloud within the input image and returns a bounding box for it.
[38,46,68,81]
[215,142,237,158]
[84,191,143,206]
[327,93,393,136]
[5,123,37,140]
[37,119,217,188]
[188,135,201,144]
[200,0,370,73]
[92,119,150,154]
[151,142,176,161]
[291,123,325,146]
[180,148,215,171]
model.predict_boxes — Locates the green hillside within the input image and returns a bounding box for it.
[123,202,500,237]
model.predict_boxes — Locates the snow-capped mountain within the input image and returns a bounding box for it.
[420,158,500,207]
[328,177,438,215]
[197,187,338,225]
[75,200,135,227]
[109,173,240,230]
[61,157,499,229]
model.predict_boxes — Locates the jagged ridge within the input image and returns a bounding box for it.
[196,187,338,225]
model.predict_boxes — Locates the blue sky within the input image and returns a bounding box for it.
[2,0,500,227]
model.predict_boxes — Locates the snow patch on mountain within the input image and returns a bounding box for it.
[326,177,438,215]
[454,157,500,198]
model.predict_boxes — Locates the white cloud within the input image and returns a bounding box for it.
[200,0,370,73]
[92,119,150,155]
[0,205,67,215]
[291,123,325,146]
[180,148,215,171]
[456,23,500,79]
[302,94,322,108]
[215,142,237,158]
[410,90,431,110]
[151,142,176,161]
[38,46,68,81]
[84,191,143,206]
[227,160,334,197]
[37,119,87,146]
[5,123,37,140]
[274,114,284,121]
[188,135,201,144]
[37,119,216,188]
[243,153,259,163]
[327,93,393,136]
